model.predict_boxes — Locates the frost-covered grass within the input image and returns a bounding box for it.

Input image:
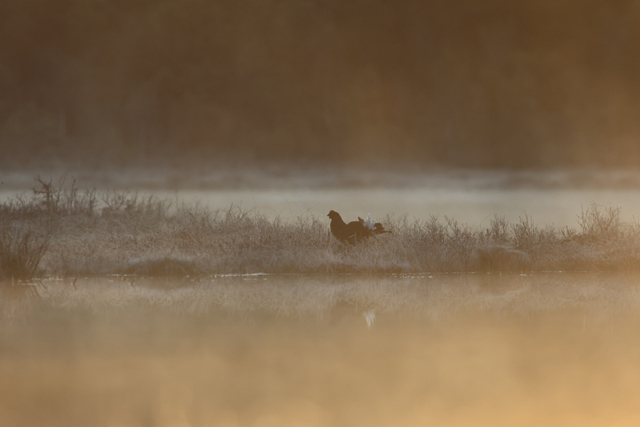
[2,176,640,278]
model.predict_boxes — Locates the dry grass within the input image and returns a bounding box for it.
[4,177,640,277]
[0,223,50,280]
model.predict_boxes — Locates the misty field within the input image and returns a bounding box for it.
[2,177,640,280]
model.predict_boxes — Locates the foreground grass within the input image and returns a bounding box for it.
[2,177,640,278]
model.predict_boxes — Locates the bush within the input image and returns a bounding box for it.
[0,222,51,280]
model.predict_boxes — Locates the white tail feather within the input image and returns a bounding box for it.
[363,213,375,230]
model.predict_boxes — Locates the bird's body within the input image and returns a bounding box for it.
[327,210,389,244]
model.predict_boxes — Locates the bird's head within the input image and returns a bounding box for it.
[327,210,339,219]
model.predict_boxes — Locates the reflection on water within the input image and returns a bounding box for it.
[2,274,640,426]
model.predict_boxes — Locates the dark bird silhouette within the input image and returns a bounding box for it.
[327,211,389,244]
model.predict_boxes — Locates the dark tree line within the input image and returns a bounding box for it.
[2,0,640,168]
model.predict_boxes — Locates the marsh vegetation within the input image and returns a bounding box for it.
[2,177,640,280]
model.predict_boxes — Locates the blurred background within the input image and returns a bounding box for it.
[2,0,640,170]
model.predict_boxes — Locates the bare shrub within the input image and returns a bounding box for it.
[0,222,51,280]
[32,175,97,217]
[577,203,622,243]
[481,214,510,245]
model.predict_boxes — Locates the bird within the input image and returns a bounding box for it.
[327,211,389,244]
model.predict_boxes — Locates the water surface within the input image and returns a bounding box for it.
[2,273,640,426]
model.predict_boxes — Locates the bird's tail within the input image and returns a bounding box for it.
[361,213,376,231]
